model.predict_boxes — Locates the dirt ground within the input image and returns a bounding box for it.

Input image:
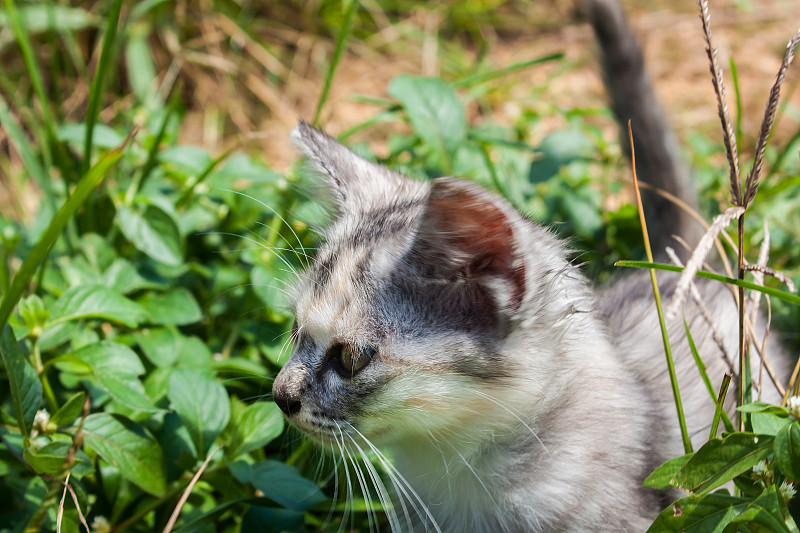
[213,0,800,171]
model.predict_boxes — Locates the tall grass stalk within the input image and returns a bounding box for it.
[313,0,359,125]
[82,0,125,177]
[628,121,692,454]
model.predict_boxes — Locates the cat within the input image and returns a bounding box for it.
[271,0,785,531]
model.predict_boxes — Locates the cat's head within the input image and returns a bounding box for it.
[272,121,576,448]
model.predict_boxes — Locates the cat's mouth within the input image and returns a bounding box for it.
[288,412,349,442]
[289,411,393,448]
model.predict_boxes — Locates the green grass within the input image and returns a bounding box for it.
[0,1,798,531]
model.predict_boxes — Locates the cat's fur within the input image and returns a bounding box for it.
[271,1,784,531]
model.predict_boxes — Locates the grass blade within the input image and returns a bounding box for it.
[0,141,128,331]
[451,53,564,89]
[615,260,800,307]
[710,374,733,440]
[685,317,734,434]
[82,0,125,176]
[313,0,359,125]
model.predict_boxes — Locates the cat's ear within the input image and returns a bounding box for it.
[417,177,527,313]
[292,120,409,213]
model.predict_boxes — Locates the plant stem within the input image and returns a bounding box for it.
[737,215,748,431]
[32,340,58,413]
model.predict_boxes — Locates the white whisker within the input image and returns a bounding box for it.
[220,188,311,268]
[345,422,442,533]
[466,387,549,454]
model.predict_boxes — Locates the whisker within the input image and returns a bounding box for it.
[445,440,501,513]
[466,387,549,454]
[220,188,311,268]
[345,422,442,533]
[331,425,355,533]
[345,431,402,532]
[320,438,343,532]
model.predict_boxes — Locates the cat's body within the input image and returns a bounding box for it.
[272,1,784,531]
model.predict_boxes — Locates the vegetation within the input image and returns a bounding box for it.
[0,1,798,532]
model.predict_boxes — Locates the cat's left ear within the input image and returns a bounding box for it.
[292,120,411,214]
[416,177,527,313]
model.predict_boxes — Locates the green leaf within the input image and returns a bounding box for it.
[752,411,791,436]
[160,146,213,176]
[388,75,466,167]
[117,204,183,266]
[69,341,145,375]
[135,327,181,367]
[48,284,146,328]
[673,432,774,495]
[82,413,166,496]
[528,129,593,183]
[0,324,42,440]
[168,369,230,457]
[65,341,155,412]
[226,402,284,459]
[245,460,326,511]
[643,453,694,490]
[242,506,305,532]
[0,4,95,33]
[647,487,792,533]
[125,27,157,104]
[23,441,86,476]
[50,392,86,427]
[251,263,291,313]
[137,288,202,326]
[57,123,124,150]
[738,401,789,416]
[102,258,159,294]
[775,421,800,479]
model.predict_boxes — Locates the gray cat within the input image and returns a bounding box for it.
[272,0,783,531]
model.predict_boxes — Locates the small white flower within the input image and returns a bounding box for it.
[788,396,800,420]
[752,459,770,481]
[91,515,111,533]
[780,480,797,502]
[33,409,50,433]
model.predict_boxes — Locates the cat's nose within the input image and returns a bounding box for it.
[273,368,304,417]
[275,393,302,416]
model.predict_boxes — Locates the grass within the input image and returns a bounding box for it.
[0,0,798,531]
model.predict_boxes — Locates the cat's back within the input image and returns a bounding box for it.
[600,271,786,450]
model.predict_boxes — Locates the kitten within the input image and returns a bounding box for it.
[272,1,784,531]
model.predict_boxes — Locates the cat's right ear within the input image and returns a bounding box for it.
[292,120,409,214]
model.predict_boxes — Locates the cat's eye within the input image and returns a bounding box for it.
[331,344,376,377]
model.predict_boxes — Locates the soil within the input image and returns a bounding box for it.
[209,0,800,171]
